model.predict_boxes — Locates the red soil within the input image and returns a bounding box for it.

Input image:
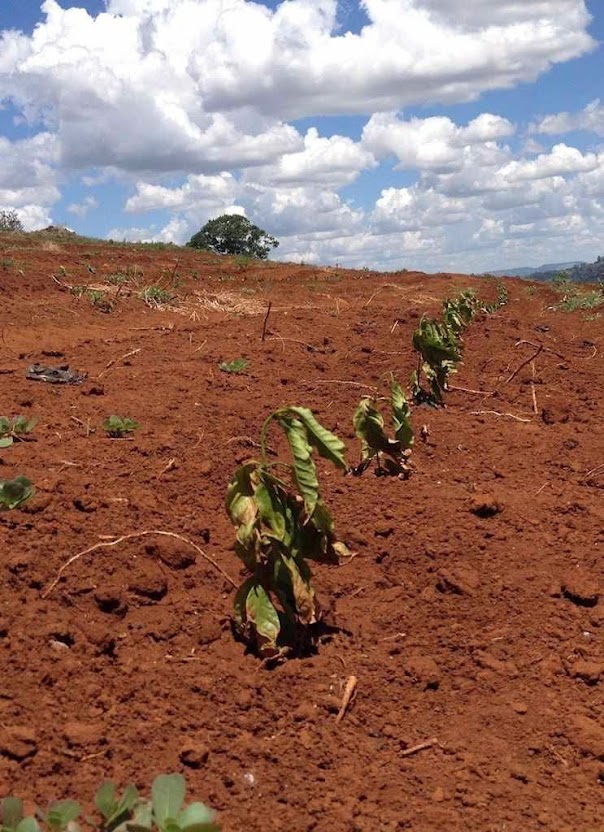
[1,236,604,831]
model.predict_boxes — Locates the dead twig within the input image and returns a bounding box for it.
[97,347,141,380]
[448,384,494,396]
[261,300,273,341]
[300,379,377,391]
[469,410,532,423]
[43,530,237,598]
[530,360,539,415]
[400,737,439,758]
[335,675,358,724]
[515,339,566,361]
[158,458,176,477]
[505,344,543,384]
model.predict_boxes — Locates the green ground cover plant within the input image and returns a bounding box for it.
[0,416,37,448]
[103,416,139,438]
[226,406,349,658]
[218,358,249,374]
[0,476,35,509]
[0,773,217,832]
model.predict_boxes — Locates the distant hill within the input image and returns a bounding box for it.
[488,261,583,278]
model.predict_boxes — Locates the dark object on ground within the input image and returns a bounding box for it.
[26,364,86,384]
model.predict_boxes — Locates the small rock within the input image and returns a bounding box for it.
[198,460,213,475]
[561,569,600,607]
[437,565,479,597]
[374,524,394,539]
[470,494,503,518]
[235,690,253,711]
[510,765,531,783]
[403,655,440,690]
[81,384,105,396]
[197,618,223,646]
[146,541,196,571]
[21,493,53,514]
[570,659,604,685]
[292,702,317,722]
[474,651,519,678]
[63,721,104,748]
[432,787,445,803]
[511,701,528,715]
[128,565,168,601]
[0,726,38,761]
[179,740,210,769]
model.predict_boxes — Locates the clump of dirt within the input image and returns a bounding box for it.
[1,240,604,831]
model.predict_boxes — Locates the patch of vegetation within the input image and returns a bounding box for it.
[552,272,604,312]
[88,289,113,313]
[1,257,15,271]
[0,475,35,509]
[139,286,174,306]
[103,416,139,438]
[218,358,249,374]
[0,773,217,832]
[0,416,37,448]
[353,377,414,477]
[226,406,349,658]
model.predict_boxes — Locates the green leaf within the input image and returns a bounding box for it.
[233,577,255,626]
[225,464,258,528]
[95,783,117,821]
[245,584,281,652]
[125,801,152,832]
[353,398,387,460]
[176,802,217,832]
[0,476,34,509]
[277,415,319,516]
[151,775,186,829]
[46,801,81,831]
[281,407,347,471]
[103,416,139,437]
[16,818,40,832]
[218,358,248,374]
[2,798,24,831]
[0,436,12,448]
[0,417,10,437]
[390,379,414,449]
[254,474,287,540]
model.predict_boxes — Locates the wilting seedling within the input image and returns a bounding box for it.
[226,406,349,658]
[411,316,463,406]
[353,377,414,477]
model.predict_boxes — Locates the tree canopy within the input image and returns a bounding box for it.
[0,209,24,233]
[187,214,279,259]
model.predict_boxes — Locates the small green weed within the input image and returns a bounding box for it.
[0,416,37,448]
[219,358,249,374]
[0,475,35,509]
[1,257,15,271]
[103,416,139,438]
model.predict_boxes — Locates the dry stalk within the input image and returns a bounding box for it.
[43,530,237,598]
[400,738,439,758]
[335,675,358,724]
[97,347,141,380]
[469,410,532,423]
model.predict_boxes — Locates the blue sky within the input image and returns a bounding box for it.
[0,0,603,272]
